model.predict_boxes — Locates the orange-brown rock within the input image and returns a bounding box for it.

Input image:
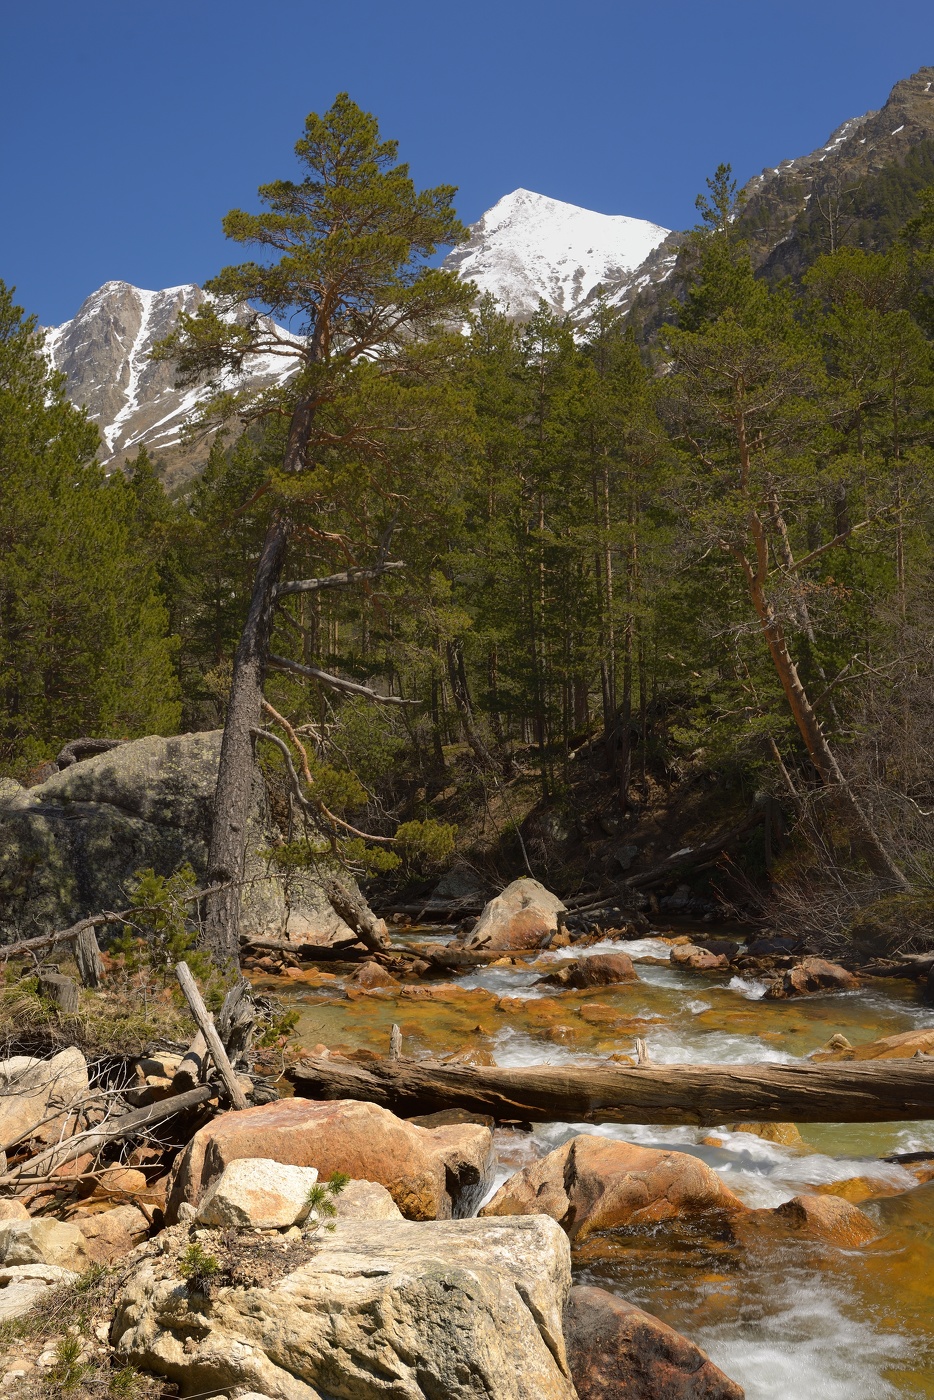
[729,1122,804,1147]
[481,1134,745,1242]
[466,878,566,951]
[735,1192,878,1247]
[812,1026,934,1062]
[564,1285,745,1400]
[76,1205,150,1264]
[92,1167,148,1198]
[764,957,859,998]
[351,961,400,990]
[541,953,638,988]
[671,945,730,972]
[166,1097,494,1224]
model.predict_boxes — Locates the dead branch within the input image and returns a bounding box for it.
[267,654,419,705]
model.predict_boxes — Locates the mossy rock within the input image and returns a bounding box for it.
[846,891,934,959]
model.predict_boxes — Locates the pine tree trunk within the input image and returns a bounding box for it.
[203,516,290,968]
[742,535,907,889]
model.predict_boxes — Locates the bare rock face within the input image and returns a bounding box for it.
[113,1216,575,1400]
[0,1048,88,1150]
[0,732,353,943]
[542,952,638,988]
[466,878,567,952]
[167,1097,494,1224]
[481,1134,745,1242]
[671,946,731,972]
[0,1218,89,1272]
[564,1285,744,1400]
[196,1158,319,1230]
[764,957,859,999]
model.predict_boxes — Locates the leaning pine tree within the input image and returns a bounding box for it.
[158,95,474,968]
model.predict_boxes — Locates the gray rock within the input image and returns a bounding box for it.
[0,731,352,942]
[113,1215,575,1400]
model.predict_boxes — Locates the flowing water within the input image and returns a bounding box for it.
[259,930,934,1399]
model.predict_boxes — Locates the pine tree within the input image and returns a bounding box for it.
[158,94,474,965]
[0,283,181,773]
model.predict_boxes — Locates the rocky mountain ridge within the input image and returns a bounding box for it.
[42,67,934,476]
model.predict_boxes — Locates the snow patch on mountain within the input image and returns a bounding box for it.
[444,188,670,318]
[42,281,297,471]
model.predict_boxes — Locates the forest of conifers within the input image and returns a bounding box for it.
[5,104,934,941]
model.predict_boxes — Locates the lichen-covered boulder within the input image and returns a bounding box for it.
[113,1216,575,1400]
[0,731,351,942]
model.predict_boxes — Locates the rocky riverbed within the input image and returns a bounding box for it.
[249,923,934,1400]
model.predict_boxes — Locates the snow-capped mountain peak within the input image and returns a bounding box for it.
[443,188,670,318]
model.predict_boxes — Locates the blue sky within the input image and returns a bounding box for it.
[3,1,934,325]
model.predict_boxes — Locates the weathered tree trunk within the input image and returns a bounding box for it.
[203,516,290,968]
[321,875,390,952]
[445,638,498,771]
[288,1055,934,1126]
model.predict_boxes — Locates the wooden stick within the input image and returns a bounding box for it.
[288,1055,934,1126]
[174,962,249,1111]
[389,1025,402,1061]
[172,1032,207,1090]
[0,1084,216,1187]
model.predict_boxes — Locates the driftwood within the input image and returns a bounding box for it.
[175,962,249,1111]
[0,1084,216,1187]
[288,1055,934,1126]
[172,1032,207,1090]
[861,953,934,979]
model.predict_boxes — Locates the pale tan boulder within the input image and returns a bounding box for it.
[481,1134,745,1242]
[0,1201,30,1223]
[0,1264,79,1321]
[113,1215,574,1400]
[772,1192,878,1246]
[0,1217,89,1272]
[337,1178,403,1220]
[812,1026,934,1062]
[197,1158,319,1229]
[167,1097,494,1223]
[466,878,566,952]
[671,945,730,971]
[0,1047,88,1149]
[541,953,638,988]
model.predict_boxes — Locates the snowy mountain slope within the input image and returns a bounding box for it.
[443,188,670,319]
[43,281,297,477]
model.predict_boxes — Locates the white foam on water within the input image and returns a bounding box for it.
[694,1272,910,1400]
[728,975,770,1000]
[537,936,672,961]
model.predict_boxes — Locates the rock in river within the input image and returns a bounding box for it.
[564,1284,745,1399]
[541,952,638,988]
[112,1215,576,1400]
[465,877,567,952]
[167,1097,494,1223]
[764,957,859,999]
[481,1134,745,1242]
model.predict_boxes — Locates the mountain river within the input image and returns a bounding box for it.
[255,931,934,1399]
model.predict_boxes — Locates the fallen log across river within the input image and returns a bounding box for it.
[288,1054,934,1126]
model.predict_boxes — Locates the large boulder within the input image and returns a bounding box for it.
[671,945,730,972]
[0,732,353,942]
[541,952,638,988]
[764,957,859,999]
[0,1048,88,1150]
[466,878,566,952]
[481,1134,745,1242]
[113,1216,575,1400]
[0,1217,89,1272]
[564,1285,744,1399]
[167,1097,494,1223]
